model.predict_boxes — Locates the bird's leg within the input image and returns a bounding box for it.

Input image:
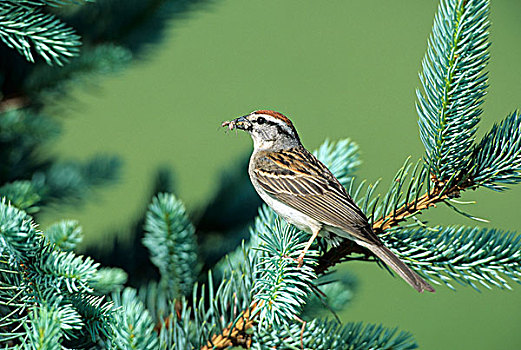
[297,228,320,267]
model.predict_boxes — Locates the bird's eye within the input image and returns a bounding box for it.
[256,117,266,124]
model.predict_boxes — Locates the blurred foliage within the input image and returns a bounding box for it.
[83,168,174,287]
[0,0,209,217]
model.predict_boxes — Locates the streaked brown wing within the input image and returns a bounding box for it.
[253,148,380,245]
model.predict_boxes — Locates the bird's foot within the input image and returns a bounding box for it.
[296,254,305,268]
[283,254,304,267]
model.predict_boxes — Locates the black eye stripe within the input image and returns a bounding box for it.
[253,116,294,138]
[276,125,291,137]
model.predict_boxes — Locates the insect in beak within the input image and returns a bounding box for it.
[221,120,236,131]
[221,116,250,133]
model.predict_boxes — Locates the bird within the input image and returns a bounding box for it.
[222,110,435,293]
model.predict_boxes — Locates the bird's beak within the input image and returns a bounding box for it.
[233,115,251,130]
[222,115,252,131]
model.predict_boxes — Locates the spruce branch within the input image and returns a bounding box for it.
[163,262,254,349]
[0,198,43,342]
[15,0,93,7]
[469,110,521,190]
[202,305,418,350]
[253,320,417,350]
[0,199,116,346]
[383,226,521,290]
[37,249,99,294]
[68,294,115,344]
[0,198,43,263]
[23,304,63,350]
[252,220,317,330]
[0,1,82,65]
[44,220,83,252]
[200,304,256,350]
[22,298,83,348]
[143,193,199,299]
[0,181,41,213]
[416,0,489,182]
[137,280,169,326]
[109,288,159,350]
[89,267,128,295]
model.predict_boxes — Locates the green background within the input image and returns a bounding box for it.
[41,1,521,348]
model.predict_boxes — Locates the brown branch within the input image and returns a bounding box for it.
[201,303,257,350]
[315,180,463,274]
[0,95,30,112]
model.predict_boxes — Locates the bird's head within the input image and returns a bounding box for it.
[222,110,301,151]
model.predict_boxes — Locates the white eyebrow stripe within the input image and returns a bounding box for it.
[256,114,296,137]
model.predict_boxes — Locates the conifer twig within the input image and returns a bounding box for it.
[201,303,256,350]
[0,95,30,112]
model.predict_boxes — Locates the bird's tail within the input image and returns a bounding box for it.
[360,242,435,293]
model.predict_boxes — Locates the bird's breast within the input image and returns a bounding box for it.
[248,154,321,234]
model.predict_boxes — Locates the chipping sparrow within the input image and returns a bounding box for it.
[222,110,434,293]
